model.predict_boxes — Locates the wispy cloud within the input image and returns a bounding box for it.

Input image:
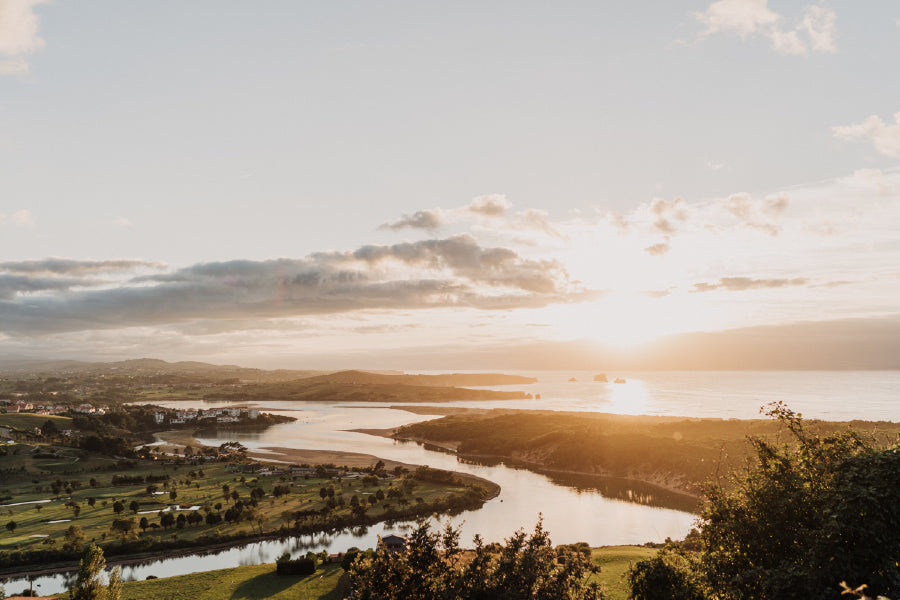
[379,209,445,231]
[464,194,513,218]
[722,192,789,236]
[833,112,900,158]
[0,209,35,227]
[0,258,165,275]
[691,276,809,292]
[692,0,837,55]
[0,0,47,75]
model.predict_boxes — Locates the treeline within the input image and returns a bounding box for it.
[110,473,169,486]
[79,435,137,458]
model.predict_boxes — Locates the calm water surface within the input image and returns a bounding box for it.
[9,371,897,595]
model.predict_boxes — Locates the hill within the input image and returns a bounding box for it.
[298,370,536,387]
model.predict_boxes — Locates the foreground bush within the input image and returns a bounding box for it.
[349,519,603,599]
[629,403,900,600]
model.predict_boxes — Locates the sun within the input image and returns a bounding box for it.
[542,292,713,349]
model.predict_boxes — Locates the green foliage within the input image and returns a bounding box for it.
[69,543,122,600]
[627,550,704,600]
[275,554,317,576]
[628,403,900,600]
[349,519,603,600]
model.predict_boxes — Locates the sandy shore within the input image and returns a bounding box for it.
[249,446,414,471]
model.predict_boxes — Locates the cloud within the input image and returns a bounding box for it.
[832,112,900,158]
[837,168,895,195]
[695,0,779,38]
[346,234,569,293]
[722,192,788,235]
[379,209,444,231]
[0,0,47,75]
[693,0,837,56]
[643,288,673,298]
[0,209,34,226]
[0,274,101,299]
[650,197,687,234]
[644,240,671,256]
[0,258,165,275]
[465,194,512,217]
[691,276,809,292]
[0,237,585,336]
[510,209,565,239]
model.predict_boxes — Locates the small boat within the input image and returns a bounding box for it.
[613,377,626,384]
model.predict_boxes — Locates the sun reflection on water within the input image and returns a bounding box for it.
[605,379,650,415]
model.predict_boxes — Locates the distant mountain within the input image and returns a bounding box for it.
[298,370,537,387]
[0,358,328,382]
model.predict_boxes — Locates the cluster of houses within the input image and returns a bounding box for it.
[155,406,259,425]
[1,401,106,415]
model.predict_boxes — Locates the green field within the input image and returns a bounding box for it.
[0,413,72,430]
[58,546,653,600]
[589,545,657,600]
[0,444,484,569]
[117,562,347,600]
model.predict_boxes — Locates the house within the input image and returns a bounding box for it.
[380,534,407,553]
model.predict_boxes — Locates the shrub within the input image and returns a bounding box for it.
[275,555,317,576]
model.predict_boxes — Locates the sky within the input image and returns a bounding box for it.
[1,0,899,369]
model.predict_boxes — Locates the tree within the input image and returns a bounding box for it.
[159,512,175,530]
[68,543,122,600]
[63,525,85,552]
[5,521,15,534]
[629,403,900,600]
[349,519,602,599]
[129,501,140,514]
[42,419,59,437]
[112,501,124,515]
[169,489,177,501]
[139,517,149,533]
[110,518,134,540]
